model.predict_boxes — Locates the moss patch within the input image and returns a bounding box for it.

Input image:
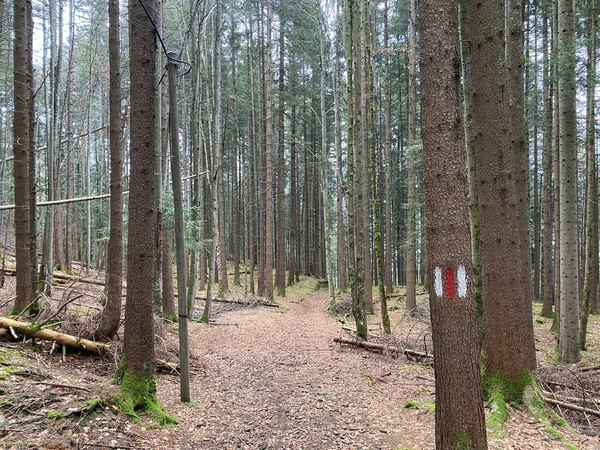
[483,371,577,448]
[115,369,178,426]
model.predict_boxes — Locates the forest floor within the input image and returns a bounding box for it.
[0,270,599,450]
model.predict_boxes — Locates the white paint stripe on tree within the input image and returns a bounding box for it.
[434,267,443,297]
[457,265,467,298]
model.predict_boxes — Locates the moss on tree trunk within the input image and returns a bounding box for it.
[116,369,178,425]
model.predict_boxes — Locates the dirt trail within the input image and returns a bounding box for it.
[2,277,598,449]
[153,288,436,450]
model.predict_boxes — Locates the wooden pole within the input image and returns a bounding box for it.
[168,53,190,403]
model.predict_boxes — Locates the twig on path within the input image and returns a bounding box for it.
[79,443,142,450]
[37,381,92,392]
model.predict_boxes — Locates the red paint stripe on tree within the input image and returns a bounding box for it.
[444,267,455,300]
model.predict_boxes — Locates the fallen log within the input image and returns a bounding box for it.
[177,293,279,308]
[544,396,600,417]
[1,267,108,287]
[333,337,430,360]
[0,316,111,355]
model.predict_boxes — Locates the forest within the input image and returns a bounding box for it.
[0,0,599,448]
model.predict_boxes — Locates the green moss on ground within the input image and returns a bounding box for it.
[114,369,178,426]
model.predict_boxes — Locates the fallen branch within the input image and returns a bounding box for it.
[581,364,600,372]
[333,337,430,360]
[544,396,600,417]
[1,267,108,287]
[178,293,279,308]
[37,381,92,392]
[0,316,111,354]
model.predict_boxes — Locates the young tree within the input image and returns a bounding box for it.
[96,0,123,339]
[405,0,417,314]
[12,0,34,315]
[120,0,176,422]
[275,16,286,296]
[557,0,579,363]
[541,0,554,317]
[421,0,487,447]
[580,0,597,344]
[263,0,274,299]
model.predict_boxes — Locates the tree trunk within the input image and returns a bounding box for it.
[541,0,554,317]
[405,0,417,314]
[466,0,536,382]
[122,0,174,423]
[162,229,176,317]
[64,0,75,272]
[334,4,347,291]
[359,0,372,314]
[579,0,597,348]
[275,19,286,296]
[383,0,392,297]
[421,0,488,446]
[459,0,483,341]
[96,0,123,340]
[345,0,367,340]
[263,0,274,299]
[557,0,580,363]
[215,0,228,294]
[287,63,298,287]
[12,0,33,315]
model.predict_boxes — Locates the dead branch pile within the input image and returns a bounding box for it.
[536,363,600,436]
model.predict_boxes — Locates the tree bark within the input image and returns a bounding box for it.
[541,0,554,317]
[405,0,417,314]
[466,0,536,381]
[421,0,488,446]
[96,0,123,340]
[557,0,580,363]
[275,18,286,296]
[263,0,274,299]
[580,0,597,347]
[12,0,33,315]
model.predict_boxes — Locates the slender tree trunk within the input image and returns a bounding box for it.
[64,0,75,272]
[287,65,298,287]
[345,0,367,340]
[12,0,33,315]
[580,0,597,346]
[459,0,483,341]
[96,0,123,339]
[557,0,580,363]
[541,0,554,317]
[263,0,274,299]
[334,5,347,291]
[383,0,392,297]
[359,0,372,314]
[231,16,241,287]
[215,0,228,293]
[275,19,286,296]
[405,0,417,313]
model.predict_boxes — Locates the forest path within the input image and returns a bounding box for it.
[153,281,436,449]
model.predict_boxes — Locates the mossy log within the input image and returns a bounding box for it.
[0,316,111,354]
[333,337,430,359]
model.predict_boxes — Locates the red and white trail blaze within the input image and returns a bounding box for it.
[434,265,467,300]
